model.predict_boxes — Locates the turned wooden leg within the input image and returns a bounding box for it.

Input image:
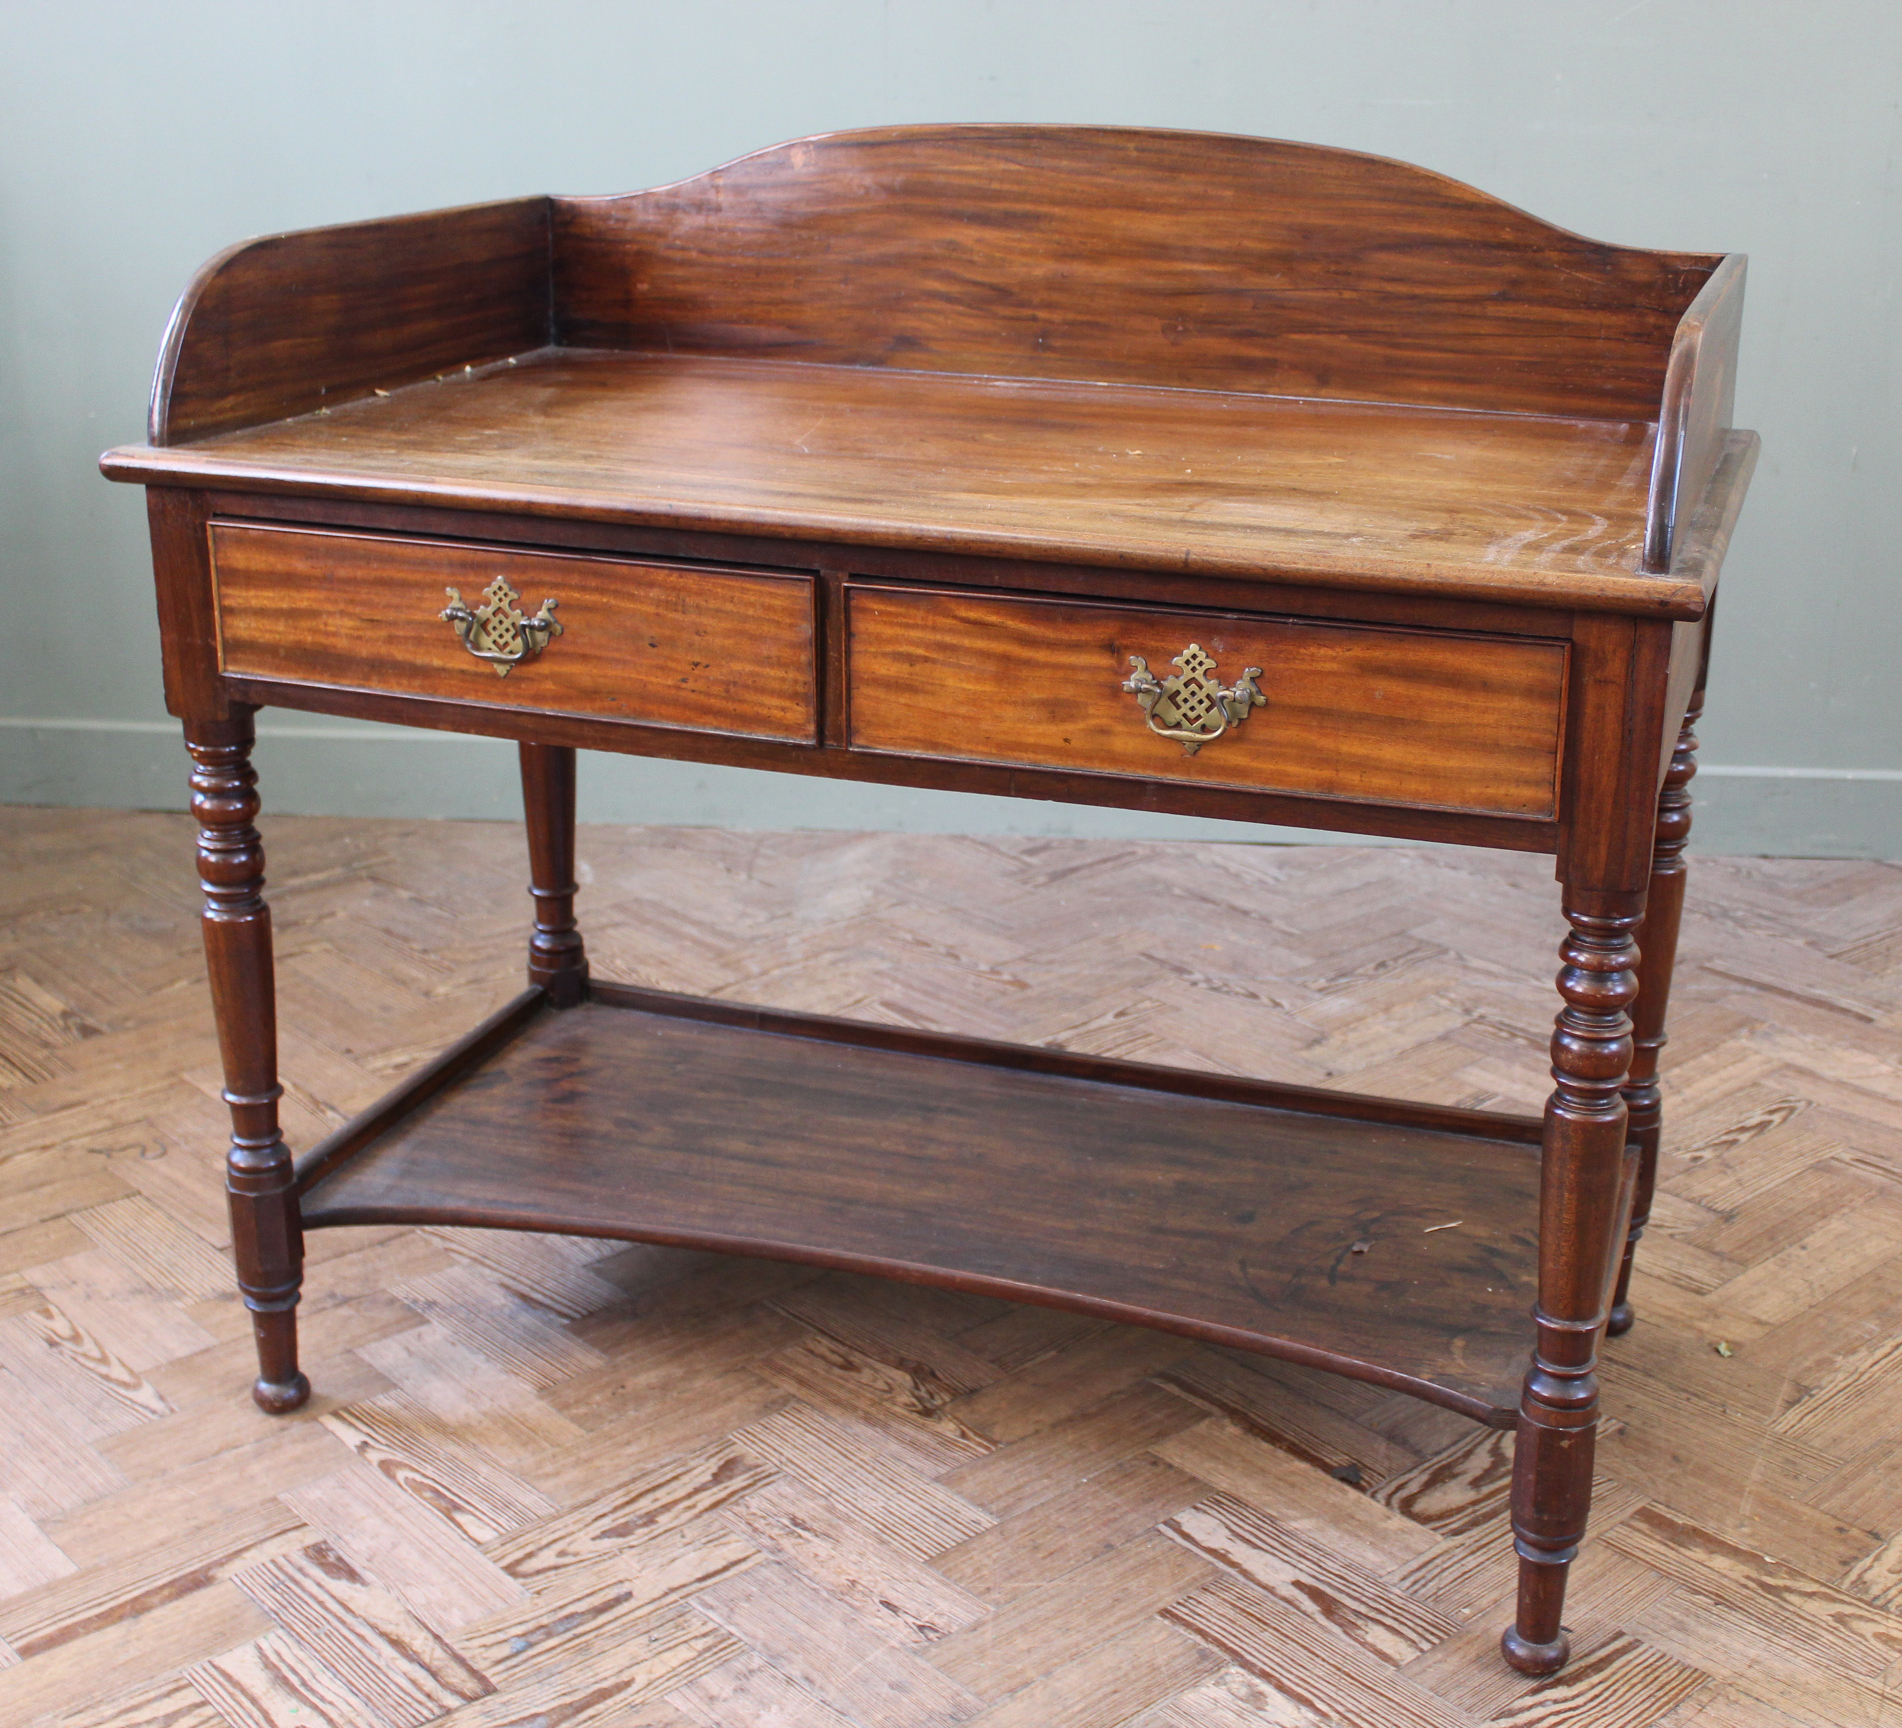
[1503,885,1643,1676]
[188,711,309,1414]
[520,743,588,1006]
[1608,691,1701,1337]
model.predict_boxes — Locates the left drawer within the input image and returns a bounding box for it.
[209,523,818,741]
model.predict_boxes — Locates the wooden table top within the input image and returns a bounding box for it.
[105,347,1704,616]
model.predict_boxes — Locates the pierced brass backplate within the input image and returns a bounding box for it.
[1122,643,1264,755]
[440,576,562,676]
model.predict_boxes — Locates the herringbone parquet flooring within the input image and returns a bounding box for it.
[3,805,1901,1727]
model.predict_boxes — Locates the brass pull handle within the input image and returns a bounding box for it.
[1123,643,1263,756]
[440,576,562,677]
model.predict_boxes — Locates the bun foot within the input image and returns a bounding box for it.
[252,1371,311,1414]
[1605,1300,1635,1337]
[1501,1625,1571,1676]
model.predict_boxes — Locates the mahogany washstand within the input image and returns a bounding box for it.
[102,125,1754,1676]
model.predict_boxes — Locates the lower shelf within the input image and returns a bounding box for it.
[298,984,1546,1424]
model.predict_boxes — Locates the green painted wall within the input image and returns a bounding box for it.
[5,1,1897,854]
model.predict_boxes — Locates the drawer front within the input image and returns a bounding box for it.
[211,523,817,742]
[848,587,1566,817]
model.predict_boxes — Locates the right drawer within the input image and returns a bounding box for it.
[846,586,1567,818]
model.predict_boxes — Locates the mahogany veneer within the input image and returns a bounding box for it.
[118,350,1686,612]
[298,988,1545,1423]
[103,124,1757,1677]
[846,586,1568,816]
[211,522,819,741]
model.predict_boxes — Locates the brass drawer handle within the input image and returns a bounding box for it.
[440,576,562,677]
[1123,643,1263,755]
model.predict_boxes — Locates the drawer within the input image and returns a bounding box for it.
[210,523,818,742]
[847,587,1566,817]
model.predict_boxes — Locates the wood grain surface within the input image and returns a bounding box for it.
[152,200,551,446]
[297,996,1543,1420]
[210,522,818,743]
[114,126,1751,616]
[1644,257,1747,572]
[847,587,1567,817]
[1,810,1899,1727]
[110,352,1702,617]
[556,125,1717,420]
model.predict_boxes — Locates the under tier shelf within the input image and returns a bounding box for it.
[298,984,1545,1424]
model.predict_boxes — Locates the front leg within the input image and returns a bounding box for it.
[187,711,309,1413]
[1503,885,1643,1675]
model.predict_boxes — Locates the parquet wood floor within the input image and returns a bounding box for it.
[2,804,1900,1728]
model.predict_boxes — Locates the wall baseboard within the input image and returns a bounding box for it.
[1687,766,1902,859]
[4,718,1899,858]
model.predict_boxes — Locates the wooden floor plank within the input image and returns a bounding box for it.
[35,1675,231,1728]
[525,1368,788,1506]
[925,1529,1213,1700]
[931,1451,1208,1603]
[284,1465,528,1632]
[454,1534,757,1687]
[0,1494,76,1604]
[1164,1491,1458,1664]
[1485,1631,1708,1728]
[1370,1428,1515,1539]
[693,1558,986,1728]
[756,1334,996,1473]
[720,1472,991,1645]
[960,1616,1222,1728]
[317,1390,558,1547]
[70,1198,232,1304]
[232,1540,492,1727]
[483,1441,772,1584]
[426,1605,721,1727]
[667,1648,861,1728]
[1126,1663,1332,1726]
[1163,1573,1476,1728]
[186,1627,390,1728]
[0,1579,268,1727]
[936,1381,1202,1517]
[731,1402,998,1560]
[0,1501,304,1661]
[350,1324,584,1467]
[391,1264,610,1391]
[41,1421,343,1570]
[1153,1419,1442,1574]
[1603,1504,1902,1677]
